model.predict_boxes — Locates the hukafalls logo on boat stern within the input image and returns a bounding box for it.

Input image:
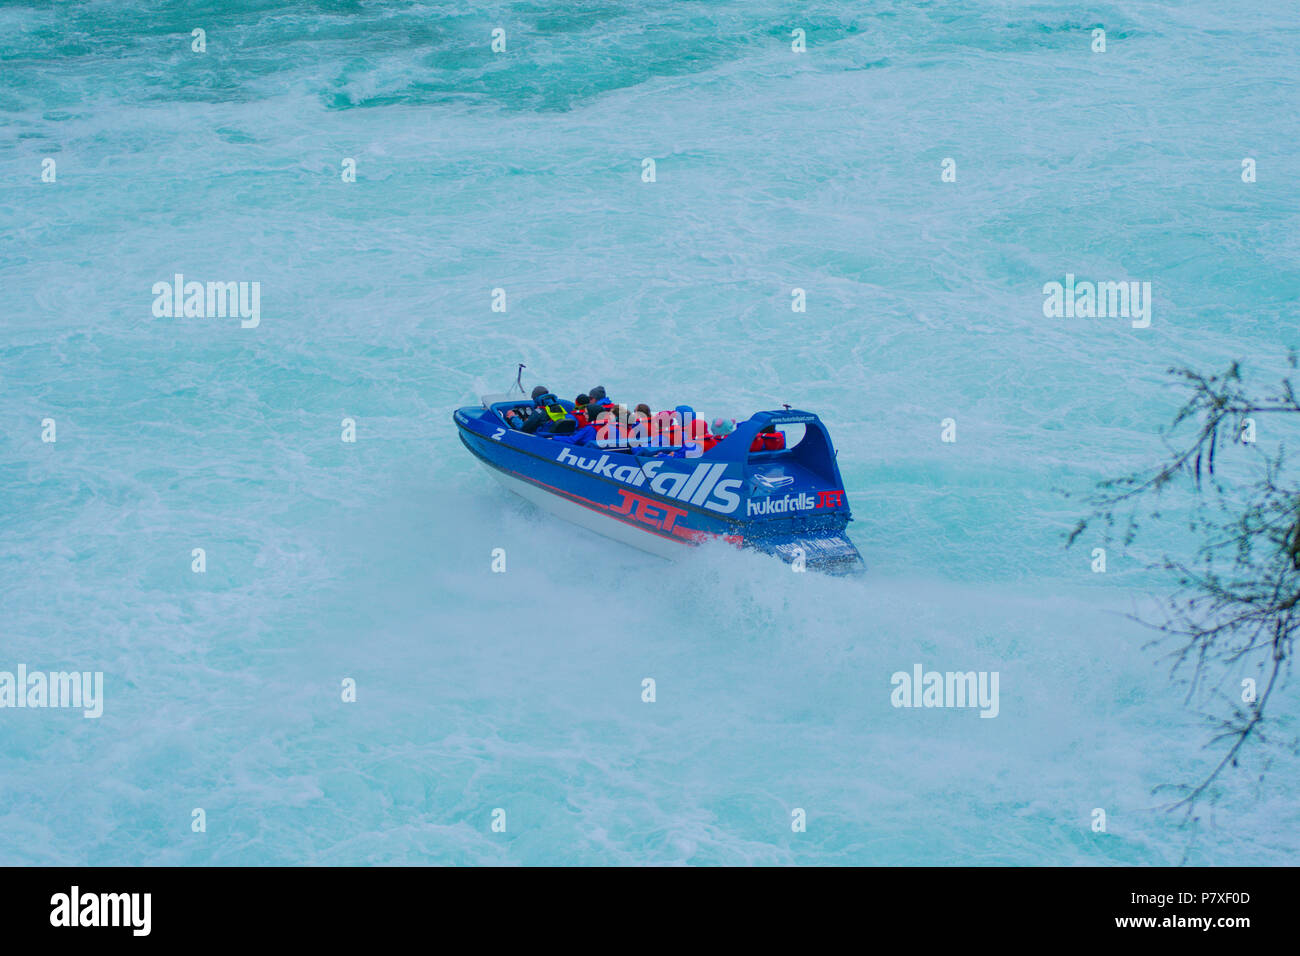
[746,488,845,516]
[555,447,742,513]
[747,492,817,517]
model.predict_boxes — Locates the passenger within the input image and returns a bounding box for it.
[655,417,713,459]
[646,411,666,446]
[568,417,598,446]
[635,403,652,419]
[749,424,785,451]
[620,405,644,446]
[519,386,556,434]
[675,405,699,449]
[688,417,717,453]
[652,410,682,448]
[566,406,616,447]
[712,418,736,439]
[519,410,548,433]
[573,408,602,446]
[573,393,591,427]
[628,407,650,446]
[541,416,576,436]
[505,388,547,429]
[538,392,580,435]
[607,406,630,444]
[594,407,624,446]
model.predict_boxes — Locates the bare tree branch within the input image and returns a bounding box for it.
[1069,357,1299,815]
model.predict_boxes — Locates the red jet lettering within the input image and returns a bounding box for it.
[610,489,688,532]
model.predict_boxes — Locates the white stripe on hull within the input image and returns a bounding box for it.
[478,461,693,561]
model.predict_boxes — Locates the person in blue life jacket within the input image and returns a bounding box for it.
[561,419,596,445]
[568,406,619,446]
[520,385,567,434]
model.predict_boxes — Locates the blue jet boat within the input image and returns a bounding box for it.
[453,392,864,574]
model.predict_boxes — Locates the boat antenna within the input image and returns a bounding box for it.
[782,403,791,410]
[514,364,526,395]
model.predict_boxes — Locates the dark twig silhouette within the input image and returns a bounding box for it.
[1068,353,1300,814]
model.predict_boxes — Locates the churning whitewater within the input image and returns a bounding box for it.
[1,1,1297,866]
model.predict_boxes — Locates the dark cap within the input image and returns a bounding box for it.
[588,385,606,402]
[575,394,590,405]
[531,385,549,400]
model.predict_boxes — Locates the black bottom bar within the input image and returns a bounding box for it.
[0,865,1286,942]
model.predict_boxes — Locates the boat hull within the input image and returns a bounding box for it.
[474,453,697,560]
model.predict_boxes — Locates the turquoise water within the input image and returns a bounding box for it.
[1,1,1298,864]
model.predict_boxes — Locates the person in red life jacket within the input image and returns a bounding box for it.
[592,407,624,446]
[572,394,591,427]
[688,417,718,453]
[634,403,652,420]
[628,407,651,446]
[749,424,786,451]
[566,411,602,446]
[659,406,710,458]
[712,418,736,441]
[676,405,702,454]
[647,411,665,445]
[653,410,682,448]
[613,405,638,445]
